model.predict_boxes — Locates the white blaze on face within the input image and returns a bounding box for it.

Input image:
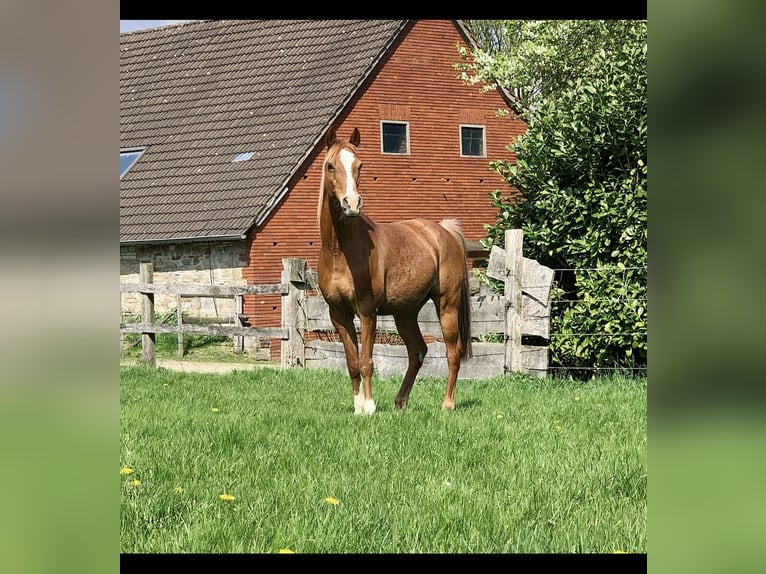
[339,148,360,210]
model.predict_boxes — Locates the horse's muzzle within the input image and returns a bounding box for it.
[341,195,363,217]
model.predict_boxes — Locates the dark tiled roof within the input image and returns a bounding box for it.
[120,19,408,243]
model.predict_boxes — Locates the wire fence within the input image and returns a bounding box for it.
[542,264,647,376]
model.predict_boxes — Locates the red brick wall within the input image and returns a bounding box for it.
[242,20,526,356]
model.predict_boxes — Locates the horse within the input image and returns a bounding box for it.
[317,125,473,415]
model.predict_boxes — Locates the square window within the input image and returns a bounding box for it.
[381,121,409,154]
[460,125,485,157]
[120,147,146,179]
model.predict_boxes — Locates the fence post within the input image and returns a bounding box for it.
[234,294,244,354]
[281,258,306,368]
[140,262,156,367]
[176,293,184,358]
[504,229,523,374]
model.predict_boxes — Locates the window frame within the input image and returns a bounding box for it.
[120,147,147,179]
[380,120,410,155]
[459,124,486,158]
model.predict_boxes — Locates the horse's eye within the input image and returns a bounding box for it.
[326,162,335,172]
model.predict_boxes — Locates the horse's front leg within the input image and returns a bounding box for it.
[358,313,378,414]
[329,306,364,414]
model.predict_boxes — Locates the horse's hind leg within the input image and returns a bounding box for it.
[393,312,428,410]
[438,301,464,410]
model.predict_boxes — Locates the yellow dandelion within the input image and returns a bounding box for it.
[129,479,141,487]
[574,396,581,401]
[278,548,295,554]
[555,425,562,431]
[211,407,220,412]
[496,412,504,419]
[120,467,134,475]
[219,493,236,502]
[324,497,340,506]
[613,550,628,554]
[173,486,184,494]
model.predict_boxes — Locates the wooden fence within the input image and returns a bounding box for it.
[119,261,296,367]
[120,230,554,378]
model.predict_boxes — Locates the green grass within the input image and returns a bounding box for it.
[120,366,646,554]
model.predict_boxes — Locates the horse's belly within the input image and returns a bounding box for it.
[376,267,434,314]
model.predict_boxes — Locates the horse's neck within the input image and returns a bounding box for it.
[319,189,368,256]
[319,196,339,254]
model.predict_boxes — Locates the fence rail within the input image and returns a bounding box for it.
[123,230,645,378]
[120,266,291,366]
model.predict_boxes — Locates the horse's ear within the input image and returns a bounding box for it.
[326,126,338,149]
[349,127,361,147]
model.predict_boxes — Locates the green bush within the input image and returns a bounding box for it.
[481,27,647,373]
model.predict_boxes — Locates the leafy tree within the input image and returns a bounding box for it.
[459,20,643,116]
[463,21,647,375]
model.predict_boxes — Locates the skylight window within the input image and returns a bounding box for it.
[120,147,146,179]
[233,151,256,162]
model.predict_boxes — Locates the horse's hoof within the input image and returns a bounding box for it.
[394,400,407,410]
[441,401,455,411]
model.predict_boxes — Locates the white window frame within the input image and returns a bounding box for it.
[380,120,410,155]
[459,124,486,158]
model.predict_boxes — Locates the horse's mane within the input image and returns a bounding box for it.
[317,156,327,227]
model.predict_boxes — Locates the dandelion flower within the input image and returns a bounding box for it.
[129,479,141,487]
[120,467,134,475]
[211,407,220,412]
[219,493,236,502]
[575,396,581,401]
[278,548,295,554]
[496,412,504,419]
[324,497,340,506]
[173,486,184,494]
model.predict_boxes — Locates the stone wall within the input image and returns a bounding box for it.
[120,241,248,318]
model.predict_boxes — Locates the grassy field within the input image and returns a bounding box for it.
[120,365,646,554]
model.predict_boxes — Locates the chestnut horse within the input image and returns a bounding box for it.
[317,126,473,414]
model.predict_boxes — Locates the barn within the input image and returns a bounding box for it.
[120,19,526,360]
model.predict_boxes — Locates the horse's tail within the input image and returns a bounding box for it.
[439,218,473,360]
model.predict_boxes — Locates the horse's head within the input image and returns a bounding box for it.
[323,126,363,218]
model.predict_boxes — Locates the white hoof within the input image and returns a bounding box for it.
[353,393,376,415]
[353,392,365,414]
